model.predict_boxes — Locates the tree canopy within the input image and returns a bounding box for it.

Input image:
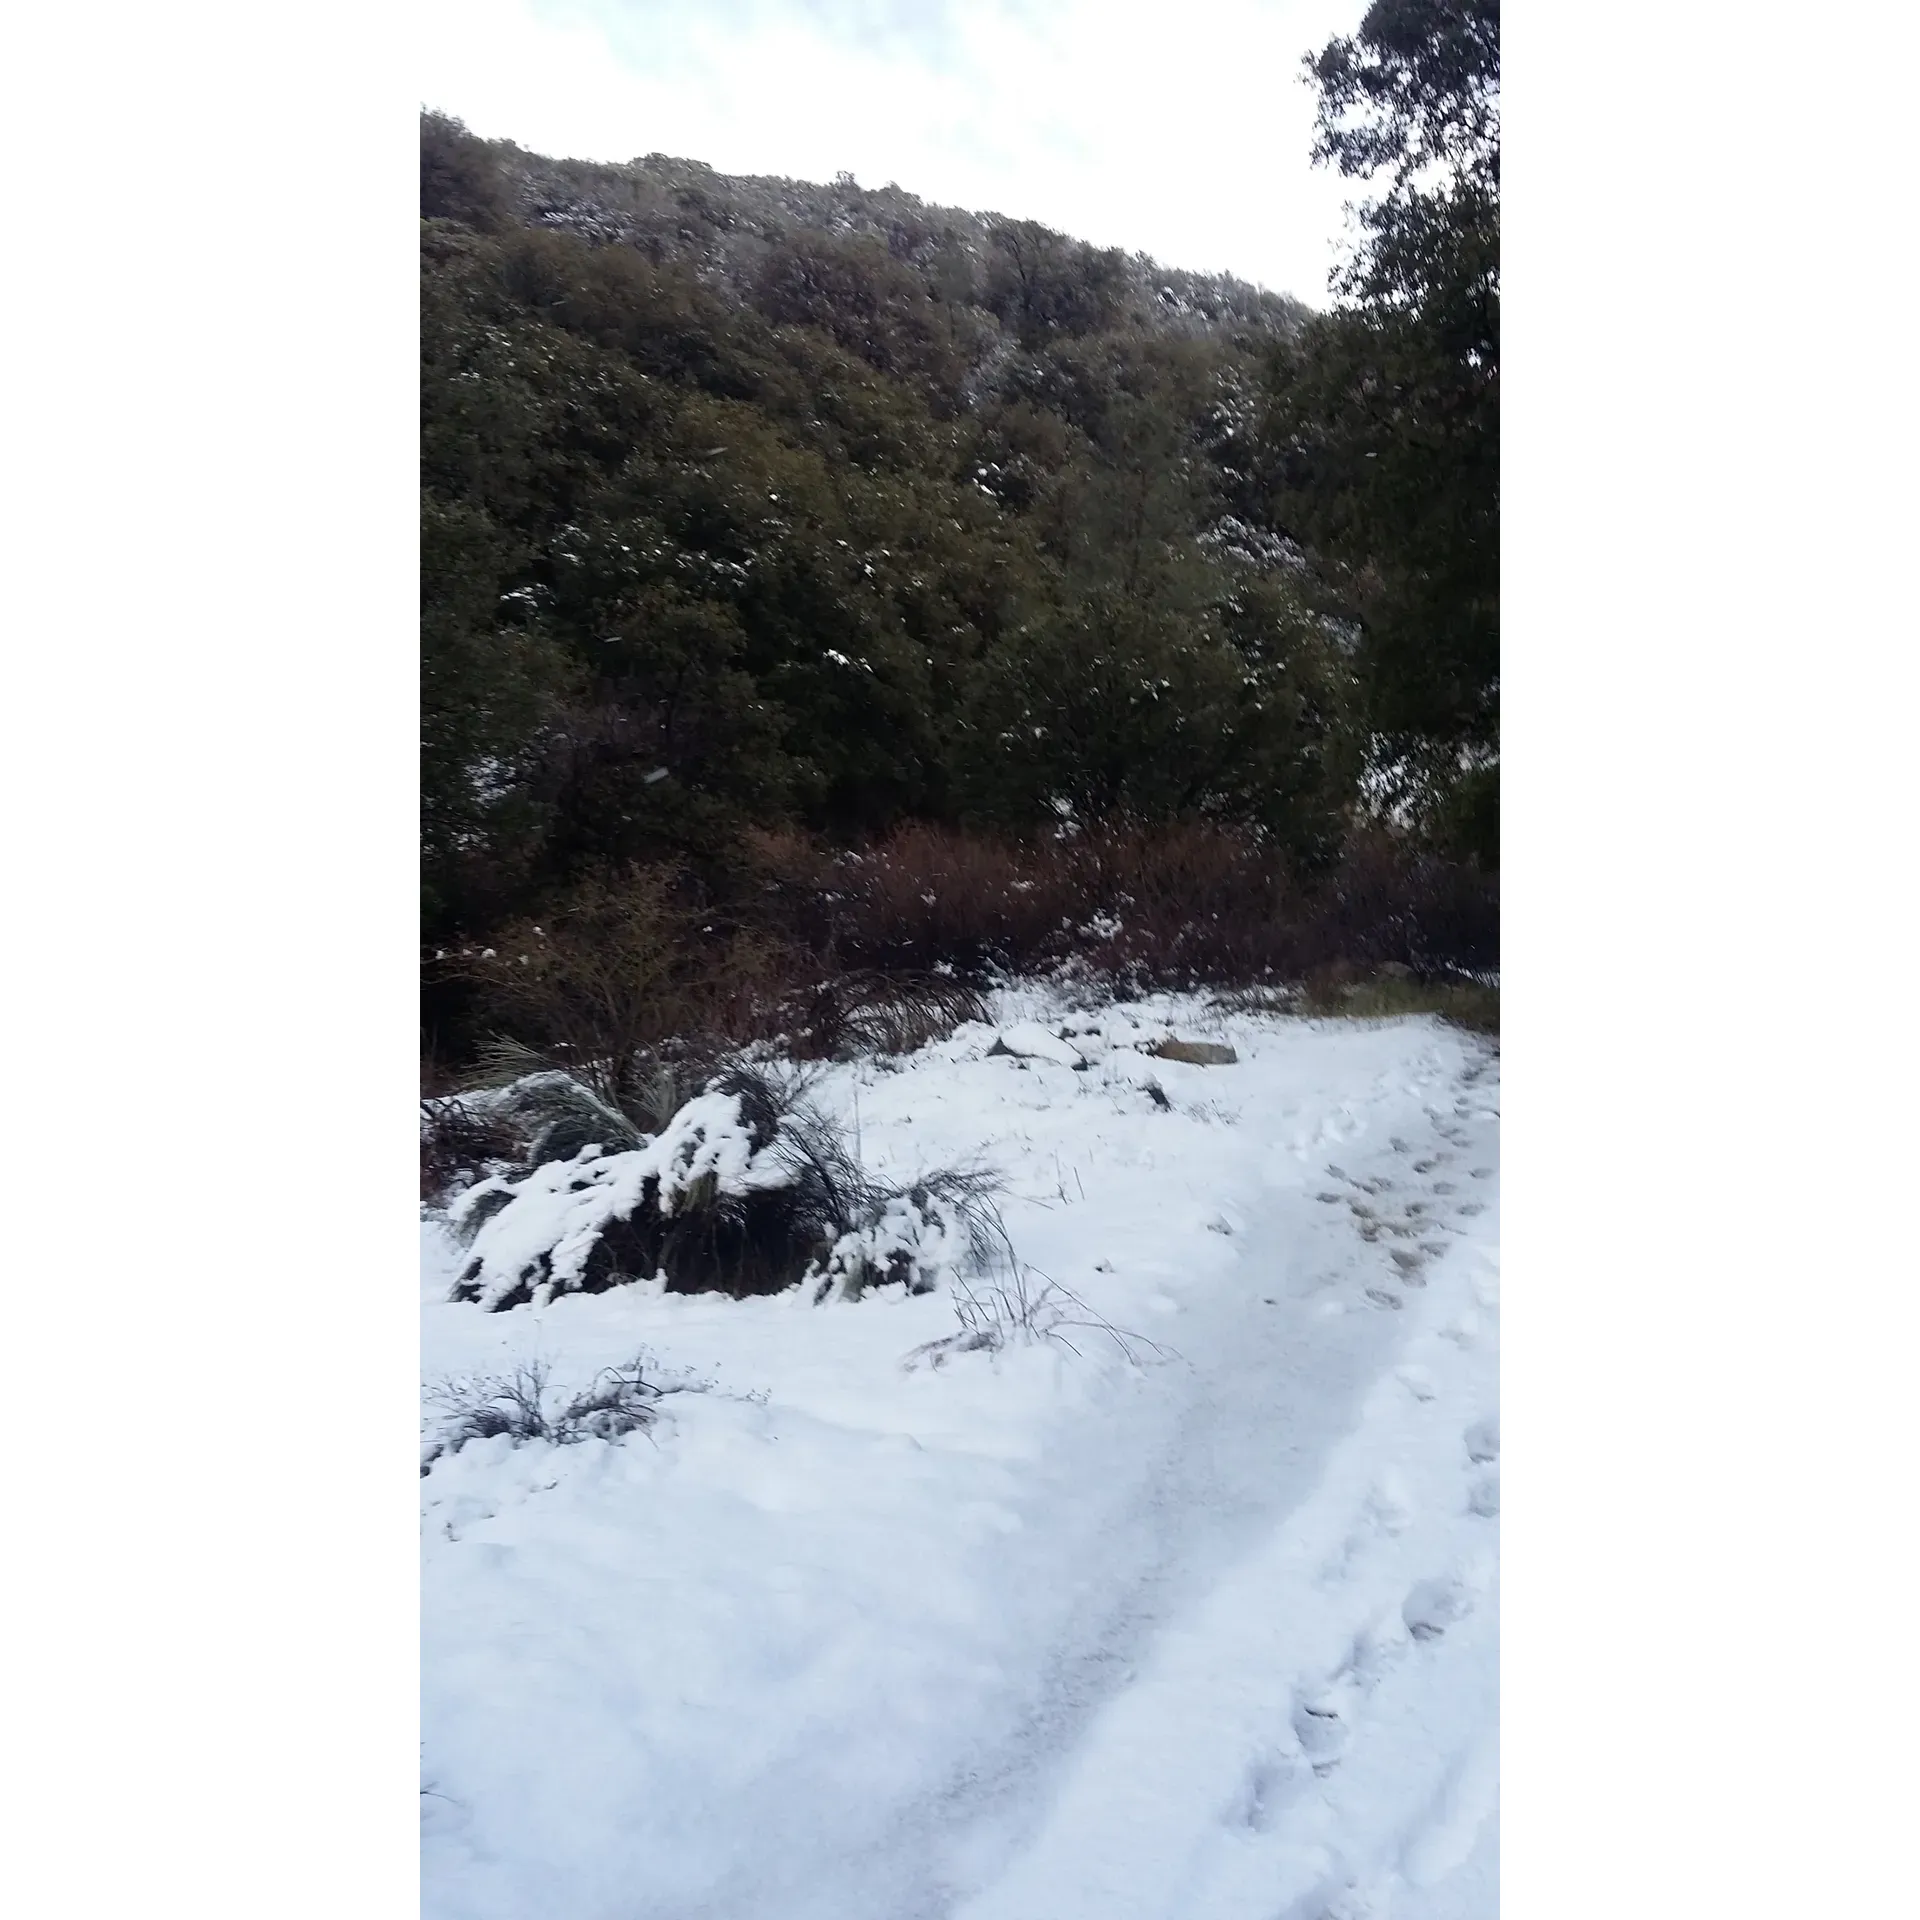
[1262,0,1499,856]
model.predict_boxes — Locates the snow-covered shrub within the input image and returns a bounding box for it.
[807,1169,1008,1303]
[421,1354,697,1471]
[447,1074,808,1309]
[464,1037,700,1160]
[446,1066,1006,1311]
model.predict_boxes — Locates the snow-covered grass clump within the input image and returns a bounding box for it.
[444,1063,1009,1312]
[421,1353,703,1471]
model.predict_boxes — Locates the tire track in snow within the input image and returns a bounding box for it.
[940,1045,1499,1920]
[724,1034,1496,1920]
[692,1116,1418,1920]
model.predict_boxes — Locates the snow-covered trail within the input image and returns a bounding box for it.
[421,997,1498,1920]
[946,1080,1500,1920]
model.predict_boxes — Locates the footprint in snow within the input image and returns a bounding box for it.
[1389,1136,1413,1154]
[1235,1751,1307,1832]
[1292,1682,1356,1774]
[1457,1201,1486,1217]
[1328,1164,1392,1196]
[1432,1180,1457,1195]
[1364,1475,1413,1537]
[1389,1248,1427,1285]
[1339,1614,1402,1696]
[1464,1416,1499,1463]
[1470,1167,1494,1180]
[1316,1881,1390,1920]
[1468,1470,1500,1518]
[1324,1479,1412,1581]
[1364,1287,1403,1311]
[1403,1575,1475,1641]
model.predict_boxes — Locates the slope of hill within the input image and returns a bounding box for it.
[504,143,1313,346]
[421,110,1370,964]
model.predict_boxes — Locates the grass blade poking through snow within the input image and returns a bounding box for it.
[907,1243,1172,1371]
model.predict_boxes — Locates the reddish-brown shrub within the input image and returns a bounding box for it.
[431,828,1496,1086]
[745,821,1495,989]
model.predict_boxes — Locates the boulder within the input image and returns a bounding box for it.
[1146,1037,1238,1067]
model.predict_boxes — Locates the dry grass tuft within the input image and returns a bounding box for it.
[1298,969,1499,1036]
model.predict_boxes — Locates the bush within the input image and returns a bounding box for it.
[1288,831,1499,981]
[750,823,1073,975]
[427,826,1496,1097]
[774,970,990,1060]
[420,1095,522,1205]
[454,865,790,1125]
[444,1064,1008,1310]
[747,820,1497,989]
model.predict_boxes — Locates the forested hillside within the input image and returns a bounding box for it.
[421,0,1498,1067]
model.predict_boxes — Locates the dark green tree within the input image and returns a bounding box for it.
[984,219,1129,347]
[420,494,578,936]
[1259,0,1498,860]
[420,110,513,231]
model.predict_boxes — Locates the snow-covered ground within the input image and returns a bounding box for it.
[421,985,1499,1920]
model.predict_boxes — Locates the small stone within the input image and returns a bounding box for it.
[990,1022,1086,1067]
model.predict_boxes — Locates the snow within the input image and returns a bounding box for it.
[991,1018,1086,1066]
[422,986,1499,1918]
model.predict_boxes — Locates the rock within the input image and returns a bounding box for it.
[988,1022,1086,1067]
[1146,1037,1238,1066]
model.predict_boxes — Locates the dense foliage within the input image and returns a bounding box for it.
[421,2,1497,1053]
[1261,0,1500,856]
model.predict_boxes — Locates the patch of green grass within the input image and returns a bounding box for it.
[1299,977,1499,1036]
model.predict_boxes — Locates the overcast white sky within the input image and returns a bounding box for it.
[419,0,1370,305]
